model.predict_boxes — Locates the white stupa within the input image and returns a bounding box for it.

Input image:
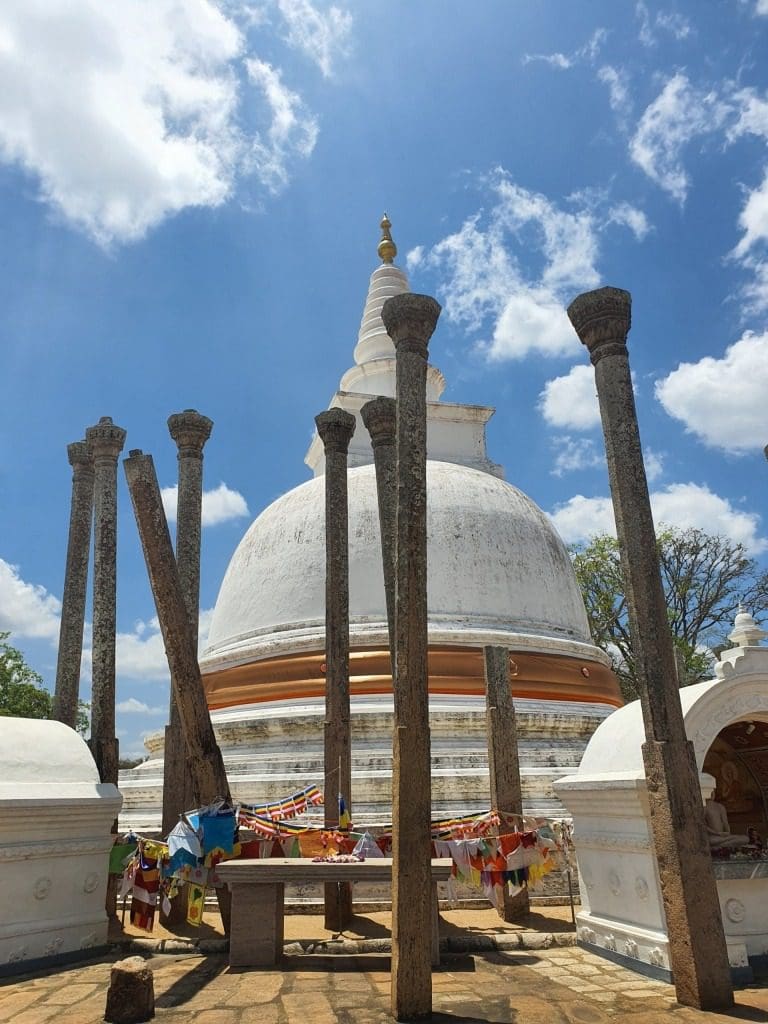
[120,217,622,827]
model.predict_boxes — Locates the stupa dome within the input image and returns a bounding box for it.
[202,461,600,705]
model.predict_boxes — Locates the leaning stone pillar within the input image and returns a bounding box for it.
[124,448,232,934]
[483,645,529,920]
[568,287,733,1011]
[86,416,127,786]
[382,293,441,1022]
[361,396,397,667]
[53,440,94,730]
[315,408,356,932]
[163,410,213,837]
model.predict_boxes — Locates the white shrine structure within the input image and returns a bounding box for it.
[119,218,622,827]
[556,609,768,983]
[0,719,121,974]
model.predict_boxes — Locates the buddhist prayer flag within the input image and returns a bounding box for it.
[338,793,350,831]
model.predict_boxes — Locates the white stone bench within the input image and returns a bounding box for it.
[216,857,453,967]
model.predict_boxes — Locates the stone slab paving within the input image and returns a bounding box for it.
[0,945,766,1024]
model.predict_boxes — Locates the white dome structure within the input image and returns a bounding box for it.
[203,461,600,701]
[120,218,621,828]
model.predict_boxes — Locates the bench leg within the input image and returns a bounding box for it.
[228,882,285,967]
[431,882,441,967]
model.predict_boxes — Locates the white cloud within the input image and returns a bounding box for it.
[644,449,665,482]
[551,483,766,554]
[116,697,165,715]
[115,617,169,682]
[0,0,340,245]
[655,11,693,40]
[636,3,693,45]
[406,245,424,272]
[415,170,644,362]
[551,436,604,477]
[757,0,768,14]
[162,482,250,527]
[539,364,600,430]
[732,169,768,261]
[629,73,730,203]
[522,28,607,70]
[275,0,352,78]
[0,558,61,641]
[598,65,632,121]
[113,607,214,681]
[245,58,319,192]
[606,201,651,240]
[655,332,768,453]
[723,90,768,309]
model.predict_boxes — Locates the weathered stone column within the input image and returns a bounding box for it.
[568,287,733,1011]
[53,440,94,730]
[382,292,441,1022]
[163,410,213,837]
[315,408,356,932]
[361,396,397,667]
[124,448,232,934]
[86,416,126,786]
[483,645,529,920]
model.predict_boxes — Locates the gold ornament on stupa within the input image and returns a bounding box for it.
[377,213,397,264]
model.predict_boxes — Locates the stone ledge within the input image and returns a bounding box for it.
[110,930,576,958]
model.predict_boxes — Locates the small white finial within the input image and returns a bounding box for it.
[728,607,767,648]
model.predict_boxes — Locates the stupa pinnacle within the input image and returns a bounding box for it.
[377,212,397,264]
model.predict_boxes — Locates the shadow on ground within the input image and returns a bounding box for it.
[154,955,228,1008]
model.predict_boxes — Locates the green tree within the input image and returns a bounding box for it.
[0,632,89,734]
[571,528,768,702]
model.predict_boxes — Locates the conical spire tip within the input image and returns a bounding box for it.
[377,212,397,264]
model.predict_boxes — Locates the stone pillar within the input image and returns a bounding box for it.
[382,292,441,1022]
[124,448,232,934]
[483,645,529,920]
[315,408,356,931]
[163,410,213,837]
[361,396,397,668]
[86,416,126,786]
[568,287,733,1011]
[53,440,94,730]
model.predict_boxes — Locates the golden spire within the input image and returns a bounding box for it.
[377,212,397,264]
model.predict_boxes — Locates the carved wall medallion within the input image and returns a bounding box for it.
[634,876,649,900]
[608,869,622,895]
[44,937,63,957]
[725,898,746,923]
[83,872,99,893]
[33,876,51,900]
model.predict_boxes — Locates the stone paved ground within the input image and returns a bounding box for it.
[1,944,767,1024]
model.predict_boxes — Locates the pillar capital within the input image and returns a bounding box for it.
[567,286,631,365]
[168,409,213,456]
[85,417,127,462]
[315,408,356,453]
[381,293,441,357]
[67,440,93,473]
[361,397,396,449]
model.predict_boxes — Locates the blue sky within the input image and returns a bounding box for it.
[1,0,767,760]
